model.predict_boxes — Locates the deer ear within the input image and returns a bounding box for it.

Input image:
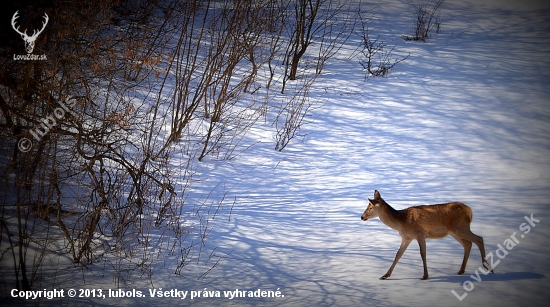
[374,190,381,200]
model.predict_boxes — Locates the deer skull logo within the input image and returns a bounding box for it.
[11,11,49,54]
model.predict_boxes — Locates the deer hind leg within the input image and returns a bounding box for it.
[380,238,412,280]
[454,229,493,273]
[417,237,429,280]
[450,234,472,275]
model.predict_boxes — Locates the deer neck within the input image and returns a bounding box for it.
[378,201,404,231]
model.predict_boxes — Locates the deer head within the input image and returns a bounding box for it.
[11,11,49,54]
[361,190,383,221]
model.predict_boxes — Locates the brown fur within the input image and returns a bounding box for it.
[361,190,492,280]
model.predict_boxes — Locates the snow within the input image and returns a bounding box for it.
[3,0,550,306]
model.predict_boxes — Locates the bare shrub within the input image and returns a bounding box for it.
[403,0,444,41]
[0,0,297,291]
[357,12,409,78]
[284,0,355,85]
[273,76,323,151]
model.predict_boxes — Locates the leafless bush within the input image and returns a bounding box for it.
[0,0,334,293]
[357,13,409,78]
[283,0,355,88]
[273,76,323,151]
[403,0,444,41]
[0,0,267,292]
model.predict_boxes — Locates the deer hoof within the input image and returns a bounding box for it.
[457,270,465,275]
[421,275,428,280]
[379,275,389,280]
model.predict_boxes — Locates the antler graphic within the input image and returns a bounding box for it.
[11,11,49,54]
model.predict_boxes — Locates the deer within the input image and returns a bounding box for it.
[11,11,49,54]
[361,190,493,280]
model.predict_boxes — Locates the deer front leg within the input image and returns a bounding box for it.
[380,238,412,280]
[418,237,429,280]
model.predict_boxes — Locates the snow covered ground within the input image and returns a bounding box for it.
[4,0,550,306]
